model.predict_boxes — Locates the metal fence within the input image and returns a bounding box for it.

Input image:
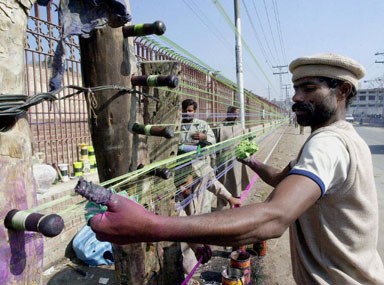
[25,2,283,169]
[25,2,89,167]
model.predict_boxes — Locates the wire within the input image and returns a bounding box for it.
[0,84,159,118]
[211,0,279,96]
[26,120,287,218]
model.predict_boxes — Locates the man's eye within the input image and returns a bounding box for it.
[302,86,317,92]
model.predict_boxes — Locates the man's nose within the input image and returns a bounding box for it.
[292,90,304,103]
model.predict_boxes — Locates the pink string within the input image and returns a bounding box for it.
[240,174,259,202]
[181,256,203,285]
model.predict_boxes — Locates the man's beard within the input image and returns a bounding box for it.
[226,115,238,122]
[292,102,336,126]
[182,114,193,122]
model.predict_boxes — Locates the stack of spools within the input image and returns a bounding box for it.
[73,161,83,177]
[80,144,91,175]
[87,145,97,173]
[73,144,97,177]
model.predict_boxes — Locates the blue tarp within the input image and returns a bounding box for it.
[72,224,114,266]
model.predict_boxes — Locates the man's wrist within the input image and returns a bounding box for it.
[149,214,167,240]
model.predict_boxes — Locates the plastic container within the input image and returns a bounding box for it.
[80,144,89,161]
[73,161,83,177]
[222,267,244,285]
[230,249,251,284]
[58,163,69,182]
[253,240,267,256]
[88,146,95,161]
[82,160,91,175]
[89,159,97,173]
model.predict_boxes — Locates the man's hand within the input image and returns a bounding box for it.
[237,153,259,168]
[237,153,290,188]
[180,187,192,197]
[89,194,157,244]
[192,244,212,264]
[191,132,207,141]
[228,196,242,208]
[180,174,194,197]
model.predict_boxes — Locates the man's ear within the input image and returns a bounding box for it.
[337,81,353,100]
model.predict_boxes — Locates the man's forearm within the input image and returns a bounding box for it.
[153,204,282,246]
[246,159,289,187]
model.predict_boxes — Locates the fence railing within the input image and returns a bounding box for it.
[25,2,285,171]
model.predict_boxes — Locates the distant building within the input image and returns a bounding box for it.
[348,88,384,122]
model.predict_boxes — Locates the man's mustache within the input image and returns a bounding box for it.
[292,102,314,113]
[182,113,193,120]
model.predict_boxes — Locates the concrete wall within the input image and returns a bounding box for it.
[38,173,99,269]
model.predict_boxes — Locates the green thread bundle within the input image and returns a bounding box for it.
[235,139,259,159]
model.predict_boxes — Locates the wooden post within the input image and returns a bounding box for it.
[140,60,184,284]
[79,21,149,283]
[79,17,186,281]
[79,24,137,181]
[78,6,182,284]
[0,1,44,284]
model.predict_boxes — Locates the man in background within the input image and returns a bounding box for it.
[214,106,247,210]
[178,99,241,214]
[177,99,240,273]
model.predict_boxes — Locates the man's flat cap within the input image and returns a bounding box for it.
[289,53,365,89]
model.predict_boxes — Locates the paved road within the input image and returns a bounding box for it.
[354,125,384,261]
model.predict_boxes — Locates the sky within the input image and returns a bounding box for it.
[129,0,384,101]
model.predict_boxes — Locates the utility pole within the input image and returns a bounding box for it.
[268,86,271,101]
[282,84,292,121]
[272,65,288,105]
[282,84,291,104]
[374,52,384,119]
[234,0,245,130]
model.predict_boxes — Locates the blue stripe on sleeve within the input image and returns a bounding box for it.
[288,169,326,197]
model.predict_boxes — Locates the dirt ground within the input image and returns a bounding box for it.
[246,124,309,285]
[43,124,309,285]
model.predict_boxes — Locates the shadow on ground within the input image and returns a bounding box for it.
[45,264,116,285]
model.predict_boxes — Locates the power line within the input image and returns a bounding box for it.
[182,0,233,52]
[212,0,279,96]
[250,0,277,64]
[262,0,281,64]
[242,0,271,66]
[271,0,287,64]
